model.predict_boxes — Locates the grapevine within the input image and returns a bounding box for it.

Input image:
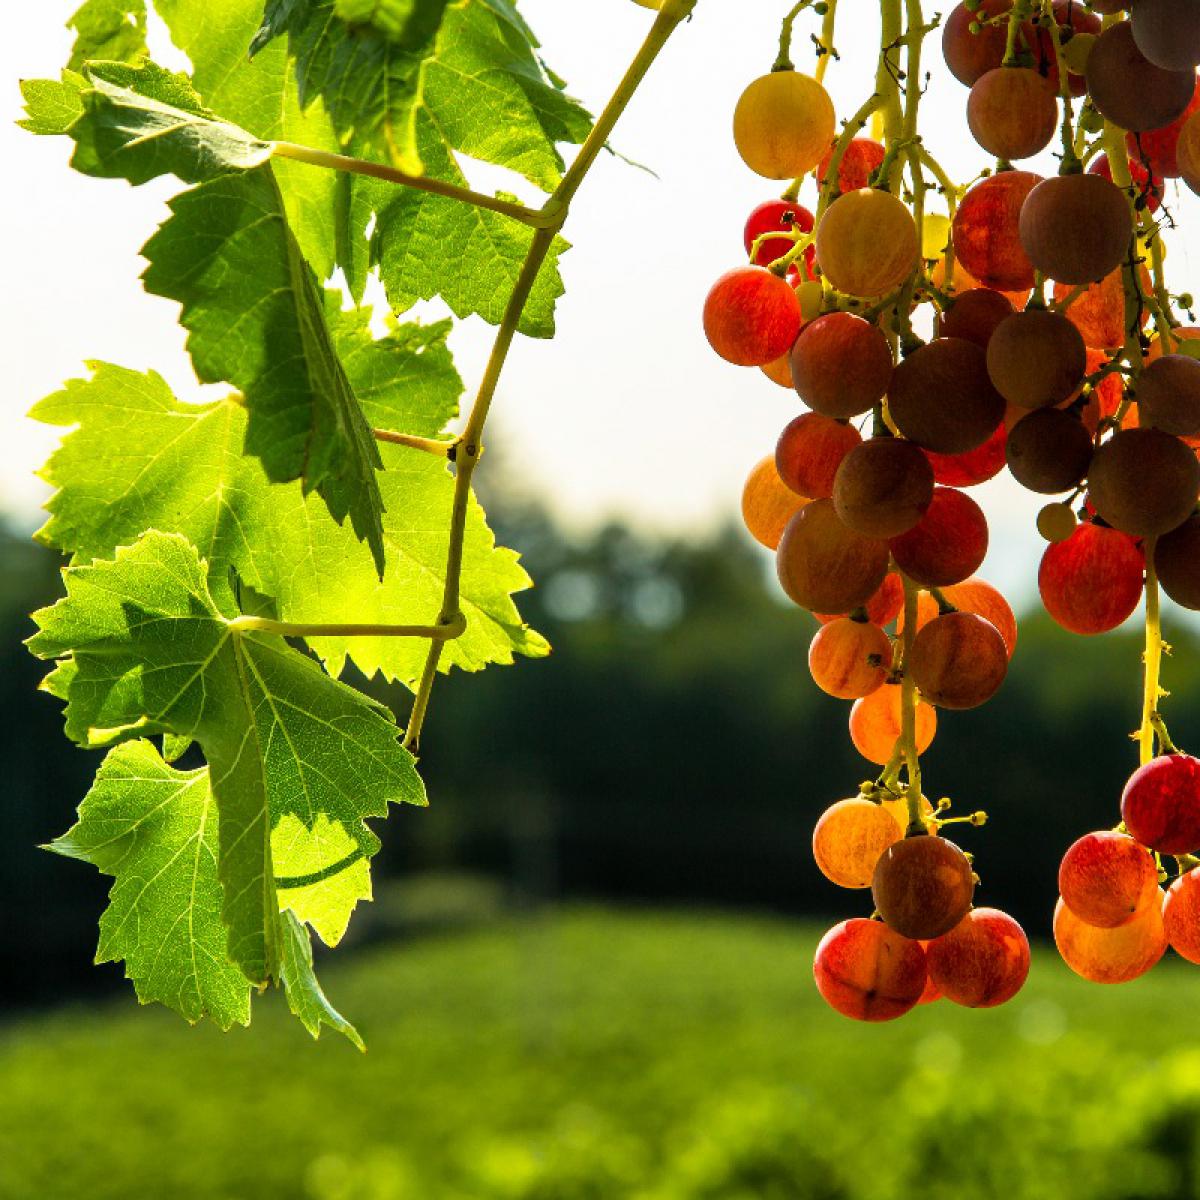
[20,0,695,1046]
[709,0,1200,1019]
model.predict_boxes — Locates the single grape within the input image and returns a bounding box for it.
[987,310,1088,409]
[1089,155,1162,213]
[1039,520,1145,635]
[1085,20,1196,132]
[1055,265,1151,351]
[1087,427,1200,536]
[925,423,1009,487]
[942,577,1018,656]
[873,834,976,941]
[967,67,1059,160]
[1130,0,1200,72]
[816,138,887,195]
[733,71,836,179]
[703,266,803,366]
[776,412,862,498]
[1019,173,1133,286]
[942,0,1020,86]
[1059,831,1161,928]
[813,918,928,1021]
[939,288,1014,349]
[1164,869,1200,964]
[1121,754,1200,855]
[1006,408,1094,494]
[776,498,890,614]
[812,796,904,888]
[1036,0,1102,96]
[952,172,1042,293]
[814,189,920,297]
[1037,501,1078,543]
[1137,354,1200,437]
[1155,514,1200,609]
[908,611,1009,709]
[743,199,816,271]
[926,908,1031,1008]
[849,684,938,765]
[888,487,989,587]
[1130,77,1200,181]
[790,312,894,419]
[832,437,936,538]
[1054,893,1167,983]
[808,617,894,699]
[742,456,809,550]
[888,338,1005,455]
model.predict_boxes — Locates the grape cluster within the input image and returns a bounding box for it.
[706,0,1200,1020]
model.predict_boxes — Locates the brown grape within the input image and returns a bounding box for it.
[733,71,836,179]
[952,171,1042,293]
[790,312,894,419]
[775,413,862,498]
[873,835,977,941]
[808,617,893,699]
[939,288,1014,349]
[815,189,920,297]
[1006,408,1094,493]
[1164,869,1200,964]
[1121,753,1200,856]
[943,578,1019,656]
[888,338,1005,454]
[1085,20,1196,132]
[813,918,928,1021]
[1130,0,1200,72]
[1087,427,1200,536]
[812,797,904,888]
[987,310,1087,409]
[926,908,1030,1008]
[942,0,1017,87]
[967,68,1058,160]
[889,487,989,587]
[1137,354,1200,437]
[908,611,1009,709]
[1039,520,1145,634]
[1054,893,1167,983]
[1155,513,1200,608]
[849,684,938,765]
[833,437,936,538]
[703,267,803,366]
[742,456,809,550]
[1059,831,1161,928]
[814,571,905,626]
[1019,173,1133,286]
[776,498,890,613]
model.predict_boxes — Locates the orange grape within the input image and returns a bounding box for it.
[809,617,894,699]
[812,797,904,888]
[849,683,937,765]
[814,189,920,297]
[741,456,809,550]
[1054,893,1167,983]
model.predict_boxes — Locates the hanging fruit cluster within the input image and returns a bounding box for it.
[707,0,1200,1021]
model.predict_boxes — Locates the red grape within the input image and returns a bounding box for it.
[925,423,1008,487]
[1059,831,1161,928]
[817,138,887,195]
[775,413,862,499]
[952,171,1042,293]
[889,487,989,587]
[776,498,890,613]
[1121,754,1200,855]
[926,907,1030,1008]
[1038,521,1145,635]
[809,617,894,699]
[1164,869,1200,963]
[908,611,1009,709]
[743,199,815,272]
[849,684,938,764]
[790,312,894,419]
[813,918,928,1021]
[704,266,802,366]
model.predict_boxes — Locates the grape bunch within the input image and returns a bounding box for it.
[706,0,1200,1020]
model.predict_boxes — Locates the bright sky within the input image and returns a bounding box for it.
[3,2,1200,608]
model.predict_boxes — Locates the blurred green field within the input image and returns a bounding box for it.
[3,905,1200,1200]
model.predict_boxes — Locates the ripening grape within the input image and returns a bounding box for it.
[881,793,938,835]
[813,918,928,1021]
[941,577,1018,657]
[1039,521,1145,635]
[808,617,894,699]
[939,288,1014,350]
[1087,427,1200,536]
[776,413,862,498]
[817,138,887,195]
[1054,894,1168,983]
[1019,174,1133,286]
[703,266,803,366]
[925,423,1009,487]
[1038,501,1078,544]
[1164,869,1200,963]
[832,437,936,538]
[812,796,903,887]
[1006,408,1094,494]
[908,611,1009,709]
[849,683,938,765]
[742,455,809,550]
[1155,514,1200,609]
[873,835,976,941]
[776,498,890,614]
[942,0,1018,87]
[889,487,989,587]
[1137,354,1200,436]
[761,353,795,389]
[1055,265,1151,351]
[888,338,1005,455]
[1088,155,1163,214]
[1059,831,1161,928]
[1121,753,1200,855]
[744,199,816,272]
[814,189,920,297]
[733,71,836,179]
[987,310,1087,409]
[790,312,894,418]
[952,172,1042,293]
[815,571,905,626]
[967,67,1059,161]
[1130,0,1200,72]
[925,908,1031,1008]
[1085,20,1197,132]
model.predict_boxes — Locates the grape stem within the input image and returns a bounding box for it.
[898,572,925,832]
[1138,538,1166,766]
[373,429,459,458]
[775,0,819,72]
[815,0,840,84]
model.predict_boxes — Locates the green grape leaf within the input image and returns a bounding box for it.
[274,814,372,947]
[18,73,87,136]
[279,910,364,1049]
[64,62,273,185]
[28,531,425,986]
[251,0,589,190]
[48,739,252,1030]
[32,352,547,686]
[68,0,148,70]
[141,168,388,573]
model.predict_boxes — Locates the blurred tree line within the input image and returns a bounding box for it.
[3,476,1199,1009]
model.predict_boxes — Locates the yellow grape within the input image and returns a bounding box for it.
[812,797,904,889]
[733,72,835,180]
